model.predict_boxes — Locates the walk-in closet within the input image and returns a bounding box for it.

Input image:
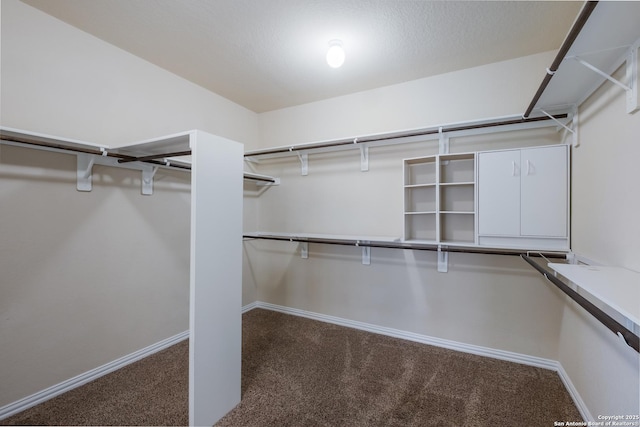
[1,1,638,426]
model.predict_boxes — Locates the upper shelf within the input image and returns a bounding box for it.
[0,126,192,164]
[548,263,640,327]
[244,114,571,163]
[527,1,640,115]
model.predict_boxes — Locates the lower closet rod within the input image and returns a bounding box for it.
[243,234,567,258]
[521,255,639,353]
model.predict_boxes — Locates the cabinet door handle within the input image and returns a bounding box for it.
[526,159,531,176]
[512,161,516,176]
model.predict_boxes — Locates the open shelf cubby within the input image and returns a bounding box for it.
[403,152,476,244]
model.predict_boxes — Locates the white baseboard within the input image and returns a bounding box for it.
[241,301,258,313]
[0,330,189,421]
[555,362,593,421]
[249,301,591,421]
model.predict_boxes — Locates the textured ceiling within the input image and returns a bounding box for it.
[21,0,583,113]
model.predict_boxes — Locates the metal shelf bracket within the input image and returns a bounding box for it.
[438,127,450,155]
[571,38,639,114]
[360,144,369,172]
[77,152,159,195]
[141,166,158,195]
[540,109,579,147]
[297,152,308,176]
[437,246,449,273]
[300,242,308,259]
[356,241,371,265]
[77,153,95,192]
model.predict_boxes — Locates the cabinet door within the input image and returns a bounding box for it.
[478,150,521,235]
[520,145,567,237]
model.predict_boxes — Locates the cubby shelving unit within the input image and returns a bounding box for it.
[403,152,476,246]
[439,153,476,245]
[403,156,437,242]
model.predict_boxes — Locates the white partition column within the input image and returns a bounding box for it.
[189,131,243,426]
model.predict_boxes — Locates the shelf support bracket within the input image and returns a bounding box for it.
[357,241,371,265]
[360,144,369,172]
[77,153,94,192]
[300,242,308,259]
[437,246,448,273]
[572,51,639,113]
[438,127,450,154]
[297,152,308,176]
[540,108,579,147]
[141,166,158,195]
[626,38,639,113]
[572,57,632,92]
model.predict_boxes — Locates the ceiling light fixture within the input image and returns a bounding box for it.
[326,39,345,68]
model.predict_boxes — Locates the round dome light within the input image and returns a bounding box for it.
[326,39,345,68]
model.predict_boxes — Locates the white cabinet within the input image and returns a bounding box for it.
[477,150,521,236]
[404,145,569,251]
[477,145,569,250]
[520,146,568,237]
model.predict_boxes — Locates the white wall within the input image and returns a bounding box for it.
[258,51,555,147]
[0,0,259,148]
[561,66,640,419]
[0,0,258,408]
[248,52,569,361]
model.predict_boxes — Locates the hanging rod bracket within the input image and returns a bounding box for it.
[299,242,308,259]
[76,152,162,194]
[360,145,369,172]
[141,165,158,195]
[437,246,448,273]
[359,242,371,265]
[77,153,94,192]
[297,152,308,176]
[438,127,450,155]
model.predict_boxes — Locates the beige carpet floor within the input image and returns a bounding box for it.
[3,308,581,426]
